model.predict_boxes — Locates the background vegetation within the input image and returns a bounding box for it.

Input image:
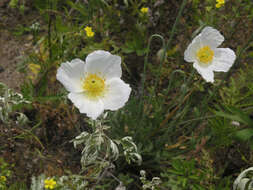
[1,0,253,189]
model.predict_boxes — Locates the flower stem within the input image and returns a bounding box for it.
[140,0,188,122]
[166,0,188,50]
[47,0,53,61]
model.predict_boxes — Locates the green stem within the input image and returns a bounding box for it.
[139,34,165,117]
[48,0,53,61]
[151,0,188,98]
[141,0,188,98]
[165,70,186,95]
[140,34,165,98]
[154,0,188,94]
[139,0,188,120]
[166,0,188,50]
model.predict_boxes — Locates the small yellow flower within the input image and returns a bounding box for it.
[140,7,149,14]
[216,0,225,4]
[216,0,225,8]
[28,63,41,80]
[0,176,6,182]
[215,3,222,8]
[28,64,41,75]
[44,178,56,189]
[84,26,95,38]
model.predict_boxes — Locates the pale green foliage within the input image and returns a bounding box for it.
[31,174,89,190]
[72,118,142,176]
[29,22,40,31]
[0,82,30,125]
[120,136,142,165]
[30,174,46,190]
[139,170,161,190]
[56,175,88,190]
[115,182,127,190]
[233,167,253,190]
[72,123,119,168]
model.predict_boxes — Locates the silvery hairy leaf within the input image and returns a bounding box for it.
[115,182,126,190]
[120,136,142,165]
[16,112,29,125]
[72,131,90,148]
[108,139,119,161]
[234,167,253,190]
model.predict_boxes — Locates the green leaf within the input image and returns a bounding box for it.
[215,106,253,127]
[235,128,253,141]
[227,106,253,127]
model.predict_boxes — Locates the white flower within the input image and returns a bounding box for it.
[56,50,131,120]
[184,26,236,83]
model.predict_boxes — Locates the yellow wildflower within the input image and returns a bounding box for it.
[28,64,41,75]
[140,7,149,14]
[0,176,6,182]
[216,0,225,8]
[44,178,56,189]
[216,0,225,4]
[28,63,41,80]
[84,26,95,38]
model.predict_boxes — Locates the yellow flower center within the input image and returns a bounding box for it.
[196,46,214,64]
[82,74,106,99]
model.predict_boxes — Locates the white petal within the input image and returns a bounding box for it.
[193,62,214,83]
[68,92,104,120]
[201,26,224,48]
[85,50,122,79]
[102,78,131,111]
[211,48,236,72]
[56,59,85,93]
[184,33,202,62]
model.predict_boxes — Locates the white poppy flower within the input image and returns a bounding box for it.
[184,26,236,83]
[56,50,131,120]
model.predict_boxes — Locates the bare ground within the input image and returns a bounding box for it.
[0,29,26,91]
[0,0,37,91]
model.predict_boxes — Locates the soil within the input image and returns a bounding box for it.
[0,30,26,91]
[0,1,28,91]
[0,2,81,186]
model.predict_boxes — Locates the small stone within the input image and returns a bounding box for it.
[27,35,33,41]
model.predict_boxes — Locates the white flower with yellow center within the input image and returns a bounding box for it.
[56,50,131,120]
[184,26,236,83]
